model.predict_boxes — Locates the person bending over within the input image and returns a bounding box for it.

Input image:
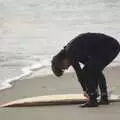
[51,32,120,107]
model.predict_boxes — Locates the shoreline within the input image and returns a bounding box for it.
[0,60,120,92]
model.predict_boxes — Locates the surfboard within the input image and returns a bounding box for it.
[1,93,120,107]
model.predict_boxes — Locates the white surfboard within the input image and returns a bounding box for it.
[1,94,120,107]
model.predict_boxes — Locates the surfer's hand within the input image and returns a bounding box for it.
[83,91,89,98]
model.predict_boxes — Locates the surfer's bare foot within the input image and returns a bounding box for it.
[80,101,98,108]
[80,94,98,108]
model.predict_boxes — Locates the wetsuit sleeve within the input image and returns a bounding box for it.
[72,60,82,80]
[72,60,86,91]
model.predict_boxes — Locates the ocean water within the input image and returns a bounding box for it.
[0,0,120,90]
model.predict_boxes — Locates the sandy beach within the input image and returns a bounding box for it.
[0,66,120,120]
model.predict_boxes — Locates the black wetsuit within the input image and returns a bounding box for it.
[64,33,120,96]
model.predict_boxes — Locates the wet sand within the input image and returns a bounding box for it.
[0,66,120,120]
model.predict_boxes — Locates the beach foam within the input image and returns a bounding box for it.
[0,58,51,90]
[1,57,120,91]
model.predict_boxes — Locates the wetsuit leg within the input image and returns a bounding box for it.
[82,59,100,96]
[98,44,120,104]
[80,59,100,107]
[97,72,109,104]
[98,72,108,95]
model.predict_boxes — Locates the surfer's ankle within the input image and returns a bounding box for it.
[99,96,109,105]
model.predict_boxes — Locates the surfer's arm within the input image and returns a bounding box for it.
[72,60,86,92]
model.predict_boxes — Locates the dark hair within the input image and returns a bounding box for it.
[51,49,66,77]
[51,63,63,77]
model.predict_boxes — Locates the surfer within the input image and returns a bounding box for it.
[51,32,120,107]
